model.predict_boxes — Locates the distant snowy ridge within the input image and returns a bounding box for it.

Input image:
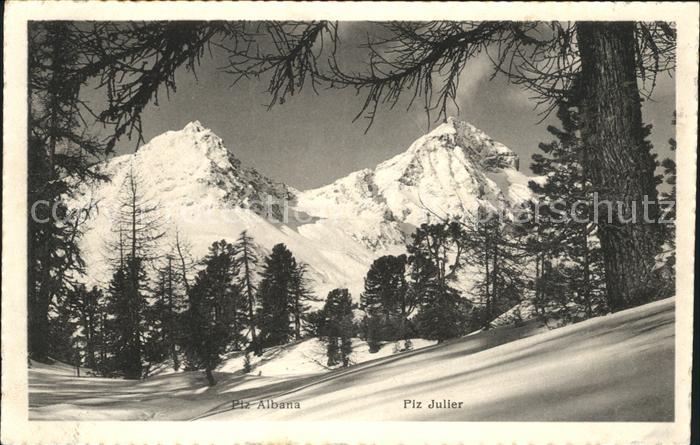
[76,117,535,298]
[296,116,534,252]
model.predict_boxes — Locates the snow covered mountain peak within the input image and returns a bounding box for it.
[134,120,232,174]
[297,118,532,244]
[77,119,535,298]
[411,116,519,171]
[183,120,206,133]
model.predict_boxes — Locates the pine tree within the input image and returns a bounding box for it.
[576,23,666,310]
[47,292,80,366]
[289,262,319,340]
[360,254,417,347]
[407,222,468,342]
[658,114,676,296]
[304,309,326,338]
[322,289,355,367]
[184,240,238,386]
[413,288,471,342]
[528,94,607,319]
[360,315,385,354]
[66,285,102,370]
[257,244,296,347]
[105,257,147,379]
[143,254,187,373]
[460,211,528,329]
[28,22,107,362]
[108,165,165,266]
[89,288,111,375]
[232,231,262,355]
[174,229,194,295]
[102,166,165,378]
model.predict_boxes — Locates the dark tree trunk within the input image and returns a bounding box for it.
[28,24,66,363]
[483,239,491,330]
[535,251,546,316]
[576,22,661,312]
[83,314,97,369]
[294,300,301,340]
[485,239,499,330]
[241,246,261,356]
[99,312,106,368]
[400,305,408,343]
[205,368,216,386]
[581,231,593,318]
[166,258,180,370]
[29,285,51,361]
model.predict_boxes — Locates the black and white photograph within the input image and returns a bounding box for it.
[2,2,697,444]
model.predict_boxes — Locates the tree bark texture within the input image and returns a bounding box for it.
[576,22,662,311]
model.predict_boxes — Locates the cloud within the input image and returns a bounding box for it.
[455,53,494,99]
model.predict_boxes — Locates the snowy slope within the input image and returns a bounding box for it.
[151,337,437,378]
[204,296,675,421]
[75,118,533,298]
[216,338,437,376]
[28,338,438,421]
[29,298,675,421]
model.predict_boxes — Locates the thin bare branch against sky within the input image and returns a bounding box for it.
[84,22,675,190]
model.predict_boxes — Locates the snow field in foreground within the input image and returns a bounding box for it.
[29,297,674,421]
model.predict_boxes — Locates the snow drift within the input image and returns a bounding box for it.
[29,297,675,421]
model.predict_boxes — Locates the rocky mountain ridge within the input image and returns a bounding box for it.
[75,117,534,298]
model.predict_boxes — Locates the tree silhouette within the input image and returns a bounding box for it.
[184,240,238,386]
[28,22,107,361]
[257,243,296,347]
[322,288,355,367]
[232,231,262,355]
[528,92,607,319]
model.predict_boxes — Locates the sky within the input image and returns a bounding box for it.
[107,24,676,191]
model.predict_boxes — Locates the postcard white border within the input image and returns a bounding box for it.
[3,2,697,444]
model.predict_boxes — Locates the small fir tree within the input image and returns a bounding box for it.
[257,244,296,347]
[322,289,355,367]
[184,240,238,386]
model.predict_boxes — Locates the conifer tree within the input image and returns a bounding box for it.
[91,290,111,375]
[184,240,238,386]
[106,257,147,379]
[360,316,384,354]
[257,244,296,347]
[658,114,676,296]
[322,289,355,367]
[47,292,80,366]
[528,94,607,319]
[145,254,187,371]
[304,309,326,338]
[408,222,469,342]
[360,254,417,349]
[232,231,262,354]
[28,22,107,362]
[103,166,165,378]
[460,211,528,329]
[413,288,471,342]
[289,261,319,340]
[66,285,102,370]
[174,229,194,295]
